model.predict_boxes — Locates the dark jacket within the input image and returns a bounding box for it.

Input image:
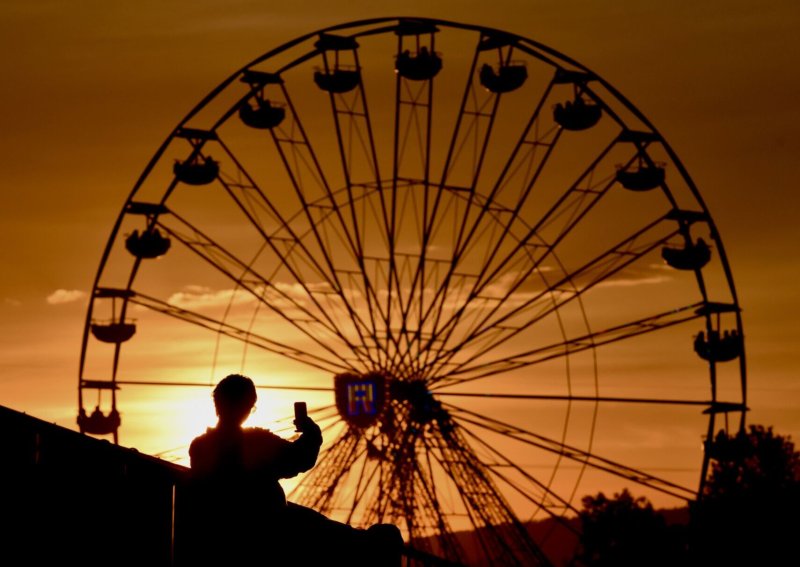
[190,426,321,478]
[189,425,322,510]
[181,425,322,563]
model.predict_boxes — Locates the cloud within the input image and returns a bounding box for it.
[595,275,671,288]
[166,282,337,312]
[46,289,87,305]
[4,298,22,308]
[167,285,257,310]
[648,262,676,272]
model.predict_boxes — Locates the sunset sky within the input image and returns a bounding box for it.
[1,0,799,522]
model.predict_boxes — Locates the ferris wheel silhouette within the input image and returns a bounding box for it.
[77,18,747,565]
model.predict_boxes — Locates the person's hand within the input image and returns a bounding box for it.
[295,416,322,440]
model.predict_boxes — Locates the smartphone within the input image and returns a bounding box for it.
[294,401,307,432]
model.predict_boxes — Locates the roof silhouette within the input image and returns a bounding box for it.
[0,404,456,567]
[1,404,186,566]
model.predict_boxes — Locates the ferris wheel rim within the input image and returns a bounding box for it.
[78,17,747,565]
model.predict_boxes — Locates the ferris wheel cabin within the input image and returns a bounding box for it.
[479,62,528,93]
[90,288,136,344]
[125,228,171,259]
[239,70,287,129]
[662,238,712,271]
[173,155,219,186]
[395,48,443,81]
[313,33,361,94]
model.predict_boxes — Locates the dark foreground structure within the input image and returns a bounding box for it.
[0,406,457,567]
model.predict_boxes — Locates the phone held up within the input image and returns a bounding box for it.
[294,401,307,432]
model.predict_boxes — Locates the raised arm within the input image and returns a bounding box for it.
[275,416,323,478]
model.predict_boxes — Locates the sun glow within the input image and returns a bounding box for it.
[117,369,334,467]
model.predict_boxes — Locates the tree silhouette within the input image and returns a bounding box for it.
[568,426,799,565]
[569,489,686,567]
[692,425,800,564]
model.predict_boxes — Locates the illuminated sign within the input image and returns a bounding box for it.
[334,371,386,428]
[347,381,377,416]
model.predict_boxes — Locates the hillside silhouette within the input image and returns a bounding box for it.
[411,506,689,566]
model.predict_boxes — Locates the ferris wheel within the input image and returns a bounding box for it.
[78,18,747,565]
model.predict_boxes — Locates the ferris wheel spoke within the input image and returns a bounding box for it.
[433,391,745,413]
[395,40,483,365]
[392,53,436,183]
[440,76,501,195]
[413,58,505,332]
[424,423,552,565]
[446,85,561,276]
[467,143,620,307]
[443,134,618,311]
[424,36,481,237]
[423,214,680,381]
[395,435,467,561]
[363,416,422,525]
[214,136,375,319]
[447,403,696,500]
[457,421,582,522]
[388,30,442,372]
[371,444,421,537]
[344,447,383,526]
[413,139,622,371]
[374,438,467,560]
[219,102,407,368]
[109,379,334,395]
[341,415,427,527]
[291,427,364,513]
[125,289,353,374]
[373,413,465,545]
[421,114,500,350]
[417,71,560,351]
[273,84,350,227]
[316,45,397,350]
[386,80,406,347]
[422,439,510,563]
[431,300,704,387]
[212,142,381,351]
[154,213,374,369]
[415,438,470,561]
[262,83,390,361]
[314,410,345,438]
[157,212,342,333]
[488,467,580,537]
[272,75,412,368]
[213,137,333,284]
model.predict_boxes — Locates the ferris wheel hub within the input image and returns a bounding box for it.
[390,380,449,427]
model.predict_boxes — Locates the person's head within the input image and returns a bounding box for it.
[213,374,257,426]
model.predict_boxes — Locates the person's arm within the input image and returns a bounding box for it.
[275,417,322,478]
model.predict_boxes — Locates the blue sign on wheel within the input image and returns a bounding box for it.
[334,371,386,428]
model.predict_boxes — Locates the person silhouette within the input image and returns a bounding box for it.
[181,373,403,566]
[185,374,322,563]
[189,374,322,506]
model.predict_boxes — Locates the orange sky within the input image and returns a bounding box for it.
[1,0,799,520]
